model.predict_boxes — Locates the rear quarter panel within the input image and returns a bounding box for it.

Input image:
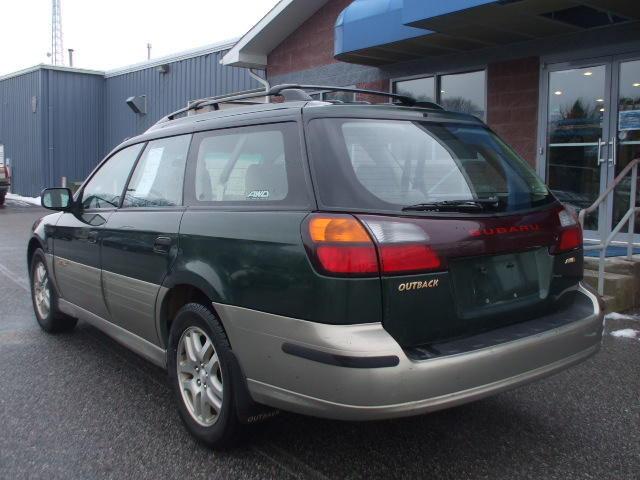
[172,210,382,324]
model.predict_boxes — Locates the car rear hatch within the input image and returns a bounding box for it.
[355,209,583,346]
[305,112,584,347]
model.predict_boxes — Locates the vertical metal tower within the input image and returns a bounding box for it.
[51,0,64,66]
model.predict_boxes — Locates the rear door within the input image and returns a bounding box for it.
[52,144,144,318]
[100,135,191,345]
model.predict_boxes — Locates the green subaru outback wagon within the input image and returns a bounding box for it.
[29,85,604,448]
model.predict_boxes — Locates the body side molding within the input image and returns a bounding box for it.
[59,299,166,368]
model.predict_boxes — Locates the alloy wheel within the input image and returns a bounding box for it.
[177,326,224,427]
[33,262,51,319]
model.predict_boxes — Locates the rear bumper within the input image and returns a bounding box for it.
[215,284,603,421]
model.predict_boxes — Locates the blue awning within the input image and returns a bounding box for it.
[335,0,640,65]
[334,0,429,65]
[401,0,497,27]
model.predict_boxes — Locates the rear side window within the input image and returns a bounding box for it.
[185,123,310,207]
[122,135,191,208]
[81,143,144,209]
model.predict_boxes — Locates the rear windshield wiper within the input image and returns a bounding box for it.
[402,198,499,212]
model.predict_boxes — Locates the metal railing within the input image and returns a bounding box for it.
[578,158,639,294]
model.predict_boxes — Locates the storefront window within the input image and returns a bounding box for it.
[310,88,356,103]
[393,71,486,119]
[440,71,486,119]
[393,77,435,103]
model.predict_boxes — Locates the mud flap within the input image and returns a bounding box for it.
[227,350,280,424]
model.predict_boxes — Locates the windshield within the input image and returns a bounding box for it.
[308,119,553,213]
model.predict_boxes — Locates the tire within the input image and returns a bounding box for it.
[30,248,77,333]
[0,191,5,206]
[168,303,241,448]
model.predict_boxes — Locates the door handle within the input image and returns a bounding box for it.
[597,138,605,165]
[153,236,172,254]
[610,136,617,166]
[87,231,99,244]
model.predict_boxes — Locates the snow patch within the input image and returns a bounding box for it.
[605,312,639,321]
[5,193,41,206]
[610,329,639,339]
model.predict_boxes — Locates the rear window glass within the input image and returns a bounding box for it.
[308,119,553,213]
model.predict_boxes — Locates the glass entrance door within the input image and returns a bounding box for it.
[544,63,611,239]
[611,58,640,241]
[542,57,640,243]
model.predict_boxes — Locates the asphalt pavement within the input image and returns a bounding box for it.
[0,199,639,480]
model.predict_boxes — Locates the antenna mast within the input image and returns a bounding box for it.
[51,0,64,66]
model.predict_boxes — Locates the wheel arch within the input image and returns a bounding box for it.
[157,272,228,349]
[27,237,45,272]
[158,272,276,423]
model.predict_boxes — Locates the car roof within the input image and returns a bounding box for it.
[116,99,484,155]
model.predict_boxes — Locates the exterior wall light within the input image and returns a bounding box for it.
[126,95,147,115]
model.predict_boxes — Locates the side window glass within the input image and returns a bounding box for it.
[195,128,288,202]
[81,144,143,209]
[122,135,191,208]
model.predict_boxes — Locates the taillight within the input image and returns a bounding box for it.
[316,245,378,274]
[304,214,443,277]
[378,244,441,274]
[553,207,583,253]
[305,215,378,275]
[363,217,443,274]
[557,227,582,251]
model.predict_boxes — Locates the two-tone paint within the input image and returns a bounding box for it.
[27,100,604,421]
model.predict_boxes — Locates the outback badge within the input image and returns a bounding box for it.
[398,279,439,292]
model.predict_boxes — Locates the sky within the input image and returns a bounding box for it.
[0,0,280,76]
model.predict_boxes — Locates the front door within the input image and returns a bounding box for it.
[53,210,112,319]
[100,134,191,345]
[52,143,144,318]
[541,56,640,243]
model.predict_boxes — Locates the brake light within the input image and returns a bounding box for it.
[316,245,378,274]
[553,207,583,253]
[379,244,441,274]
[305,215,378,275]
[557,226,582,252]
[304,214,443,277]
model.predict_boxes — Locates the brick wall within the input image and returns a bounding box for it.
[486,57,540,167]
[355,80,391,103]
[266,1,541,167]
[268,0,353,78]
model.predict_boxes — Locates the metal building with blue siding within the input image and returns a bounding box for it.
[0,40,260,196]
[103,41,258,156]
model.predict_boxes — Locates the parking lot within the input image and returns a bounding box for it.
[0,200,639,480]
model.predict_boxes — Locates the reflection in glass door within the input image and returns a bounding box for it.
[612,59,640,239]
[545,64,609,235]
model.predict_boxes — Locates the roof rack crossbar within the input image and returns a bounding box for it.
[159,88,269,123]
[156,83,443,125]
[271,84,417,105]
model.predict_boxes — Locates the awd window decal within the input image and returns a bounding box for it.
[247,190,270,199]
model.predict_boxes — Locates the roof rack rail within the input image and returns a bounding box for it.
[156,84,443,124]
[271,84,442,110]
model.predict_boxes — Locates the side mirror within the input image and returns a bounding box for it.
[41,188,73,211]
